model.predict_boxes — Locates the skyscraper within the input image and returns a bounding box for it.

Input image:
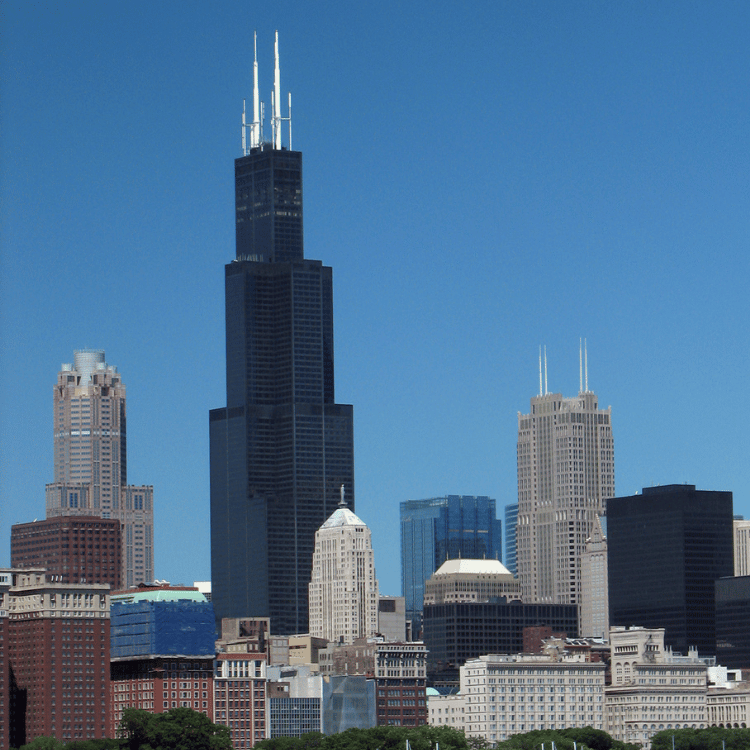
[309,496,378,644]
[516,348,614,605]
[608,484,733,657]
[45,349,154,587]
[210,34,354,634]
[400,495,502,632]
[503,503,518,575]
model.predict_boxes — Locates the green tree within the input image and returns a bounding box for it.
[18,738,66,750]
[119,706,231,750]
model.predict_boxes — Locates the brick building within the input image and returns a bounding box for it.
[11,516,122,589]
[4,568,111,746]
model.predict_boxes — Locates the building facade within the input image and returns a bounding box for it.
[210,37,354,635]
[109,584,216,731]
[422,600,578,685]
[423,558,520,607]
[309,502,378,644]
[734,518,750,576]
[45,349,154,587]
[457,653,606,743]
[608,484,734,657]
[319,639,428,726]
[605,627,709,749]
[579,514,608,639]
[4,568,111,746]
[516,382,614,605]
[400,496,502,632]
[715,575,750,670]
[214,652,268,747]
[11,516,122,589]
[504,504,518,576]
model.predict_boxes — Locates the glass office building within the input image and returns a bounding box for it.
[400,495,501,632]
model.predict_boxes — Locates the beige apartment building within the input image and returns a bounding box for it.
[516,371,615,605]
[453,652,606,743]
[308,500,378,645]
[45,350,154,587]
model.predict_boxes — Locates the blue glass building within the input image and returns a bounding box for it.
[504,503,518,576]
[400,495,502,632]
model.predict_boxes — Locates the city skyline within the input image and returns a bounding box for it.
[2,2,749,597]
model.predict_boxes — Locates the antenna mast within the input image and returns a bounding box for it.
[584,338,589,392]
[538,347,543,397]
[579,338,583,393]
[544,345,548,395]
[251,31,261,149]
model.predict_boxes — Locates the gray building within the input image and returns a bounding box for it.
[210,39,354,635]
[516,371,614,605]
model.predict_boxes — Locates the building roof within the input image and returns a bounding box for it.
[111,586,208,605]
[433,558,513,576]
[320,505,367,529]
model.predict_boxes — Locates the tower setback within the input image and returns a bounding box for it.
[210,35,354,635]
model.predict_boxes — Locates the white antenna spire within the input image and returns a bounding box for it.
[578,338,583,393]
[339,484,346,507]
[273,30,281,149]
[544,345,548,395]
[288,92,292,150]
[251,31,261,149]
[584,338,589,392]
[242,99,247,155]
[538,346,543,397]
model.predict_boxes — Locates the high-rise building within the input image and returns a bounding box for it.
[607,484,734,657]
[715,575,750,669]
[45,349,154,587]
[4,568,111,746]
[210,35,354,635]
[309,500,378,644]
[733,517,750,576]
[400,495,502,632]
[503,503,518,575]
[516,352,614,605]
[11,516,122,589]
[579,513,609,639]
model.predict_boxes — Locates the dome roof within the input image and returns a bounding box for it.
[433,558,513,577]
[320,505,368,529]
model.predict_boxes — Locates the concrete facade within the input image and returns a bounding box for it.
[423,558,520,606]
[516,388,614,606]
[734,518,750,576]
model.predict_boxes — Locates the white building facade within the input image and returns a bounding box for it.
[309,503,378,644]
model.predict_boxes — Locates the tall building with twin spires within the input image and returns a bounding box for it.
[210,34,355,635]
[44,349,154,587]
[516,347,614,606]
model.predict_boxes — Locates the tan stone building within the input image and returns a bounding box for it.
[45,350,154,587]
[605,626,709,749]
[516,367,614,605]
[308,500,378,644]
[579,514,608,638]
[423,558,520,606]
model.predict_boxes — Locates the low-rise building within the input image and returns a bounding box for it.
[319,638,428,726]
[214,651,267,747]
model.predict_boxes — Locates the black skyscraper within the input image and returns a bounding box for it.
[608,484,733,657]
[210,45,354,634]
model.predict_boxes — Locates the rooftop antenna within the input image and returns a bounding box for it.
[538,347,543,397]
[579,338,583,393]
[584,338,589,392]
[272,31,282,149]
[544,345,548,395]
[339,484,346,507]
[252,32,261,149]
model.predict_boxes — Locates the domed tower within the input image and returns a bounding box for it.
[309,487,378,643]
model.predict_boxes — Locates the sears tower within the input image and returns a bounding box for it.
[210,33,354,634]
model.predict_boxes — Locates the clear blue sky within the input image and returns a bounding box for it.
[2,1,749,597]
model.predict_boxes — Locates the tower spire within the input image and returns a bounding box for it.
[272,30,281,149]
[252,31,261,149]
